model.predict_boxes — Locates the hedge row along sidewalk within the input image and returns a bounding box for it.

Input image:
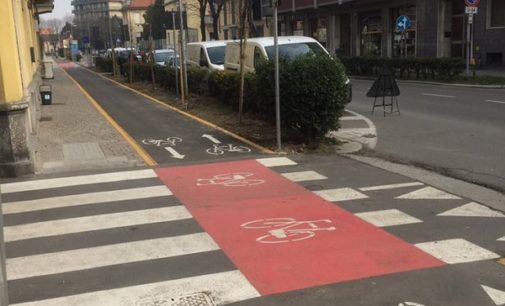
[95,55,350,148]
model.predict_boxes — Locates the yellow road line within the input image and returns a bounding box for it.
[61,67,158,166]
[85,67,275,155]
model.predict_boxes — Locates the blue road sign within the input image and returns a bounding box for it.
[396,15,412,32]
[82,36,90,44]
[464,0,480,7]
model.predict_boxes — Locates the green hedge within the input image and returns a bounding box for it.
[124,57,348,144]
[95,57,113,73]
[340,57,464,80]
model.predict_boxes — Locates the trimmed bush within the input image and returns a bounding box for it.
[255,55,348,143]
[340,56,464,80]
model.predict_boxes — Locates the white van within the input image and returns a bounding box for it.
[187,41,228,71]
[225,36,337,73]
[224,36,352,102]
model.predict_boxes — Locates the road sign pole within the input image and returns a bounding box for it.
[466,14,471,77]
[273,0,281,152]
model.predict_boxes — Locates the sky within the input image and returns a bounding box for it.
[42,0,73,20]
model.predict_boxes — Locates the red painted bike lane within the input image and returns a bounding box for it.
[156,160,445,295]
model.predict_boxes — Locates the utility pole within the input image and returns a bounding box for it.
[107,10,118,76]
[273,0,281,152]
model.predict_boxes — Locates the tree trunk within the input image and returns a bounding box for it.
[238,0,249,124]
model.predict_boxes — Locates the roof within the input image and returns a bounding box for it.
[187,41,231,48]
[227,36,319,47]
[129,0,154,9]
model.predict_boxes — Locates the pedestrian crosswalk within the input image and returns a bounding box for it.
[1,159,504,305]
[1,168,258,305]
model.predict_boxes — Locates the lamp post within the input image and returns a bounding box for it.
[273,0,281,152]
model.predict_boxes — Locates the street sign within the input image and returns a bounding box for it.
[465,6,478,14]
[396,15,412,32]
[82,36,89,44]
[464,0,480,7]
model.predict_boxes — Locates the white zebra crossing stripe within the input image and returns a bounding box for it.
[0,169,157,194]
[10,270,260,306]
[499,236,505,241]
[7,233,219,280]
[281,171,328,182]
[415,239,500,264]
[4,206,192,242]
[256,157,297,167]
[481,285,505,305]
[355,209,423,227]
[359,182,424,192]
[2,185,172,215]
[314,188,368,202]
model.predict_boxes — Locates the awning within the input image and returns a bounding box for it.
[34,0,55,15]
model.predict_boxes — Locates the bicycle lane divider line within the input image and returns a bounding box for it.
[155,159,445,296]
[60,67,157,167]
[81,66,275,155]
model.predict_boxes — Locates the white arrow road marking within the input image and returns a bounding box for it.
[202,134,222,144]
[481,285,505,305]
[165,147,185,159]
[498,236,505,241]
[437,202,505,218]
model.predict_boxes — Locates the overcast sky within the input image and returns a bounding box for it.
[42,0,72,19]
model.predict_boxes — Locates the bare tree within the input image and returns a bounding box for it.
[208,0,225,40]
[238,0,252,123]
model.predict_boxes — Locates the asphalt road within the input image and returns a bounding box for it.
[348,79,505,192]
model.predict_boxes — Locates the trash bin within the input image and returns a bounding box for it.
[43,59,54,79]
[40,85,52,105]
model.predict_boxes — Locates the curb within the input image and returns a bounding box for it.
[78,65,275,155]
[350,76,505,89]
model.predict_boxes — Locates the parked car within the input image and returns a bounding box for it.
[187,41,228,71]
[224,36,352,103]
[118,49,141,75]
[149,49,176,66]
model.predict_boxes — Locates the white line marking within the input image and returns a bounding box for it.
[340,116,362,121]
[202,134,222,144]
[314,188,368,202]
[281,171,328,182]
[337,128,372,134]
[10,270,260,306]
[4,206,191,242]
[0,169,157,194]
[7,233,218,280]
[2,186,172,214]
[396,186,461,200]
[355,209,423,227]
[499,236,505,241]
[437,202,505,218]
[485,99,505,104]
[256,157,297,167]
[422,93,456,98]
[481,285,505,306]
[359,182,424,191]
[415,239,500,264]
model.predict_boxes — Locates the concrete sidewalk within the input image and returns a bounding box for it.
[34,59,144,174]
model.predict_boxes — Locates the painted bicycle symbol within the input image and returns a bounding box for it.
[241,218,336,243]
[142,137,182,147]
[206,144,251,156]
[196,172,265,187]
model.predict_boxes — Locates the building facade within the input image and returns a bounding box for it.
[125,0,155,47]
[278,0,505,64]
[0,0,54,177]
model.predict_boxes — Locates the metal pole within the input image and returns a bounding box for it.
[466,14,470,77]
[107,10,117,76]
[172,11,179,98]
[273,3,281,151]
[178,0,188,100]
[470,21,474,73]
[0,192,8,306]
[182,3,189,98]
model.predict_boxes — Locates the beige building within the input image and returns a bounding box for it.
[164,0,204,44]
[0,0,54,176]
[125,0,154,47]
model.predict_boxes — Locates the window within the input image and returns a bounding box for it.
[264,42,327,60]
[490,0,505,27]
[253,47,263,69]
[359,11,382,56]
[207,46,226,65]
